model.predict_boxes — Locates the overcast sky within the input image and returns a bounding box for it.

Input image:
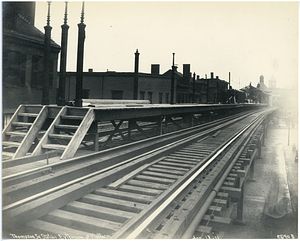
[35,1,298,90]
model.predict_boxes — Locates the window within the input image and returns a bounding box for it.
[3,50,26,86]
[159,92,163,104]
[140,91,145,100]
[148,92,153,104]
[111,90,123,99]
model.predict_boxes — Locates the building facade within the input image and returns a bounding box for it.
[3,2,60,111]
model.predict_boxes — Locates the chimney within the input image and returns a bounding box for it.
[197,75,199,80]
[151,64,160,75]
[183,64,190,82]
[216,76,219,79]
[211,72,214,79]
[88,68,93,73]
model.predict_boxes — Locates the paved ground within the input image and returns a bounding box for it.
[224,119,298,239]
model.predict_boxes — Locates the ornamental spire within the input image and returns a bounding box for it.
[80,1,85,23]
[46,1,51,26]
[64,1,68,24]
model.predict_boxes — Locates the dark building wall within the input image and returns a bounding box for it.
[3,2,60,110]
[65,72,172,104]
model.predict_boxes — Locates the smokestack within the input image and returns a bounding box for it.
[41,1,52,105]
[75,1,86,107]
[197,75,199,80]
[133,49,139,100]
[229,72,231,89]
[183,64,191,82]
[151,64,160,75]
[57,1,69,106]
[210,72,214,79]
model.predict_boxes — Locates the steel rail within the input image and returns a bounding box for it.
[125,110,268,239]
[181,112,268,238]
[2,112,251,211]
[2,110,254,184]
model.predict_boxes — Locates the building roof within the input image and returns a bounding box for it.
[3,14,60,50]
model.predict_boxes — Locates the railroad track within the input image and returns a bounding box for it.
[2,108,275,238]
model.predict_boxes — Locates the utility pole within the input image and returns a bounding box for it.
[171,53,175,104]
[133,49,139,100]
[41,1,52,105]
[57,1,69,106]
[75,1,86,107]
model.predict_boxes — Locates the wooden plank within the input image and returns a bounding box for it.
[152,164,189,172]
[212,198,227,208]
[195,225,212,234]
[12,122,32,127]
[201,215,231,228]
[168,154,202,162]
[117,184,163,196]
[2,151,58,169]
[62,201,135,223]
[2,141,20,147]
[142,170,180,180]
[80,194,147,213]
[42,144,67,151]
[2,105,25,141]
[207,206,222,215]
[216,192,229,199]
[6,131,27,137]
[18,113,38,117]
[126,179,169,190]
[27,219,92,237]
[174,151,207,158]
[2,151,14,157]
[147,167,185,176]
[219,186,241,198]
[61,115,84,120]
[54,124,79,130]
[236,170,246,178]
[93,188,154,204]
[32,107,67,156]
[40,209,121,235]
[61,109,95,160]
[49,133,73,139]
[134,174,175,184]
[158,160,194,168]
[107,157,165,189]
[13,106,48,159]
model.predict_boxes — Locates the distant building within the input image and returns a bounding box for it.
[65,69,172,104]
[2,2,60,111]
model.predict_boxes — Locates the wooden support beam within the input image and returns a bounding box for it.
[32,107,67,156]
[61,109,95,160]
[13,106,49,159]
[219,186,241,198]
[2,105,25,141]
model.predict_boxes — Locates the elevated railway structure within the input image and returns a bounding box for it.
[2,102,276,238]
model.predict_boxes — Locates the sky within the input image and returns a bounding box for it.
[34,1,298,90]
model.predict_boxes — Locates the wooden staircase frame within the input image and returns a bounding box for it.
[32,107,95,160]
[2,105,49,159]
